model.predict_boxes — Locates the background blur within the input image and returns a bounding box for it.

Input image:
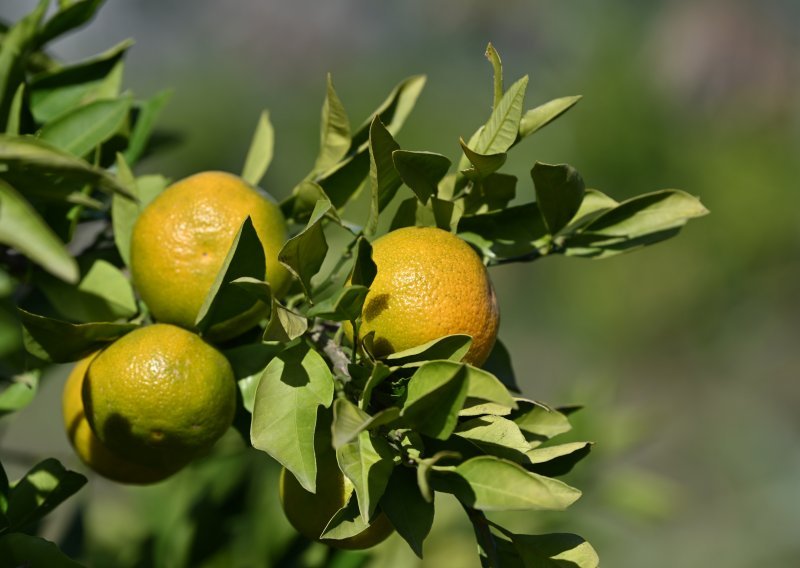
[1,1,799,566]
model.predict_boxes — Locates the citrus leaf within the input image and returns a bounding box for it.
[359,361,391,410]
[0,135,133,198]
[561,188,618,234]
[250,342,334,493]
[278,199,331,299]
[511,401,572,448]
[18,307,137,363]
[312,73,351,176]
[366,116,402,235]
[481,338,519,393]
[0,370,39,417]
[510,532,600,568]
[400,362,469,440]
[314,150,370,211]
[6,83,24,136]
[0,179,78,283]
[0,0,47,130]
[380,466,434,559]
[38,96,131,158]
[35,0,104,48]
[195,217,267,334]
[435,455,581,511]
[241,110,274,186]
[0,533,84,568]
[5,458,87,531]
[331,398,400,449]
[455,415,531,462]
[320,492,369,541]
[463,365,517,410]
[350,75,426,150]
[336,430,395,522]
[392,150,451,204]
[385,334,473,367]
[262,300,307,343]
[123,89,172,165]
[518,95,583,140]
[463,172,516,215]
[349,236,376,288]
[459,138,507,180]
[485,42,504,111]
[306,285,368,322]
[417,451,461,503]
[29,39,132,124]
[526,442,593,477]
[531,162,585,235]
[224,342,282,413]
[431,195,464,232]
[458,203,548,263]
[474,75,528,155]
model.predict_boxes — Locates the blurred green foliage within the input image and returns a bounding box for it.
[1,0,798,566]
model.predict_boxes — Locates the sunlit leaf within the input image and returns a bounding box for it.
[241,110,274,186]
[312,73,351,175]
[38,96,131,157]
[0,370,39,417]
[474,75,528,155]
[531,162,585,235]
[279,199,331,298]
[400,362,469,440]
[366,116,402,235]
[518,95,583,140]
[393,150,451,204]
[336,430,394,522]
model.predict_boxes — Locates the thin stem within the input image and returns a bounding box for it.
[462,504,501,568]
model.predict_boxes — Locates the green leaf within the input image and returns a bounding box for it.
[225,342,283,413]
[0,461,8,514]
[29,39,132,124]
[38,259,138,322]
[35,0,104,48]
[262,300,308,343]
[526,442,593,477]
[281,179,331,223]
[463,365,518,410]
[306,285,368,322]
[331,398,400,449]
[312,73,351,176]
[436,456,581,511]
[565,190,709,258]
[458,203,548,263]
[431,195,464,232]
[195,217,267,334]
[511,401,572,448]
[314,150,370,211]
[0,134,134,198]
[336,430,395,522]
[518,95,583,140]
[366,116,402,235]
[485,43,504,111]
[112,155,167,266]
[531,162,585,235]
[250,342,334,492]
[380,466,434,558]
[39,96,132,157]
[510,532,599,568]
[400,362,470,440]
[123,89,172,165]
[417,450,460,502]
[350,75,426,150]
[6,83,25,136]
[0,533,84,568]
[359,361,391,411]
[0,370,39,417]
[393,150,451,204]
[463,172,516,215]
[5,458,87,531]
[0,179,79,283]
[0,0,48,131]
[278,199,331,299]
[561,188,618,234]
[482,339,520,393]
[320,493,370,541]
[459,138,507,179]
[349,236,376,288]
[474,75,528,155]
[241,110,274,186]
[18,307,137,363]
[455,415,531,461]
[385,334,473,367]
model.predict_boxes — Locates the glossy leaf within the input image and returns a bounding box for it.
[39,96,131,157]
[336,430,395,522]
[455,415,531,461]
[393,150,451,204]
[224,342,283,412]
[18,307,137,363]
[250,342,334,492]
[241,110,274,186]
[0,179,79,283]
[0,370,39,417]
[262,300,308,343]
[511,401,572,448]
[320,493,370,541]
[511,532,599,568]
[306,285,368,322]
[279,199,331,298]
[518,95,583,140]
[195,217,266,333]
[459,138,507,179]
[474,75,528,155]
[380,466,434,558]
[312,73,351,175]
[531,162,585,235]
[331,398,399,449]
[400,362,469,440]
[437,456,581,511]
[385,334,473,367]
[5,458,87,531]
[526,442,593,477]
[366,116,402,234]
[462,364,517,410]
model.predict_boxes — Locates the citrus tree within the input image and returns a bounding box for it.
[0,2,708,566]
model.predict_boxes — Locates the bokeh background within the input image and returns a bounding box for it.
[1,1,799,566]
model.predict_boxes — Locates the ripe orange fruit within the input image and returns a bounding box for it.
[130,171,290,341]
[82,324,236,471]
[279,449,394,550]
[357,226,499,366]
[62,353,178,484]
